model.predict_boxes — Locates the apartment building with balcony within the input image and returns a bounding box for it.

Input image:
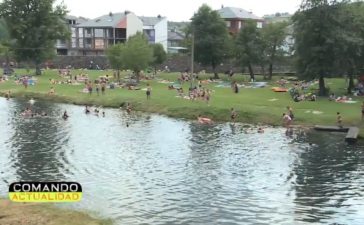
[56,15,87,56]
[74,11,143,56]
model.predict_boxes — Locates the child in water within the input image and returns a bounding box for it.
[62,110,69,119]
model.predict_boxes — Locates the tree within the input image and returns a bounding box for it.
[106,32,153,83]
[292,0,346,96]
[0,18,13,74]
[334,2,364,94]
[106,43,124,81]
[261,21,289,80]
[191,4,230,79]
[235,21,264,81]
[151,43,167,75]
[0,0,70,75]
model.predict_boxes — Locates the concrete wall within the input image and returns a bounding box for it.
[154,18,168,51]
[126,13,143,38]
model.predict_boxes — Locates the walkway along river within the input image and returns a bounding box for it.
[0,98,364,225]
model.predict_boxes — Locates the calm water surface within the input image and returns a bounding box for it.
[0,98,363,225]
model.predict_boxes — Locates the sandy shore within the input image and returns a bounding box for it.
[0,198,112,225]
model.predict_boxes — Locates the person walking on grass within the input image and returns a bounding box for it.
[87,82,93,95]
[337,112,343,128]
[146,83,152,100]
[96,83,100,96]
[101,82,106,95]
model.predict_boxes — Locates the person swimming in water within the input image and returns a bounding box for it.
[29,98,35,104]
[5,90,10,100]
[126,103,132,114]
[85,105,90,114]
[197,114,212,124]
[62,110,69,119]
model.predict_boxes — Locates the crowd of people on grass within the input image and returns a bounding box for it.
[3,68,364,134]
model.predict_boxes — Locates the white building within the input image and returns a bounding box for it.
[139,16,168,51]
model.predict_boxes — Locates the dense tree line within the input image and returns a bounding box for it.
[1,0,364,97]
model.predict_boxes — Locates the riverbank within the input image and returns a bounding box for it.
[0,69,363,137]
[0,198,113,225]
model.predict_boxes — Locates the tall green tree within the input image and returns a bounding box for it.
[151,43,167,75]
[191,4,230,79]
[334,1,364,94]
[0,18,13,74]
[261,21,289,80]
[235,21,264,81]
[106,43,124,81]
[292,0,346,96]
[0,0,70,75]
[106,32,153,83]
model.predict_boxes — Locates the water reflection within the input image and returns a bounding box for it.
[0,97,364,225]
[293,132,364,224]
[8,100,69,182]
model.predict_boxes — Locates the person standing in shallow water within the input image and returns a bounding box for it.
[230,108,237,123]
[146,84,152,100]
[287,106,294,120]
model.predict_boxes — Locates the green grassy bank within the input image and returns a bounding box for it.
[1,69,363,136]
[0,198,113,225]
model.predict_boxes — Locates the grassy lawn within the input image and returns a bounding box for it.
[0,69,363,136]
[0,198,112,225]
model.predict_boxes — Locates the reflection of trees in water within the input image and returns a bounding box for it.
[10,100,69,181]
[188,122,224,164]
[184,123,226,220]
[292,131,364,223]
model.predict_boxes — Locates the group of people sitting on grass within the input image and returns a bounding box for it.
[13,75,36,88]
[289,87,317,102]
[188,87,212,103]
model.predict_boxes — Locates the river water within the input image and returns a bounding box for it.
[0,98,363,225]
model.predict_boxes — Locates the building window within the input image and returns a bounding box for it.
[85,38,92,48]
[79,38,84,48]
[94,29,104,38]
[107,29,114,38]
[143,29,155,42]
[257,22,263,29]
[85,28,92,37]
[95,39,104,49]
[79,28,83,38]
[71,28,77,38]
[226,21,231,28]
[71,38,77,48]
